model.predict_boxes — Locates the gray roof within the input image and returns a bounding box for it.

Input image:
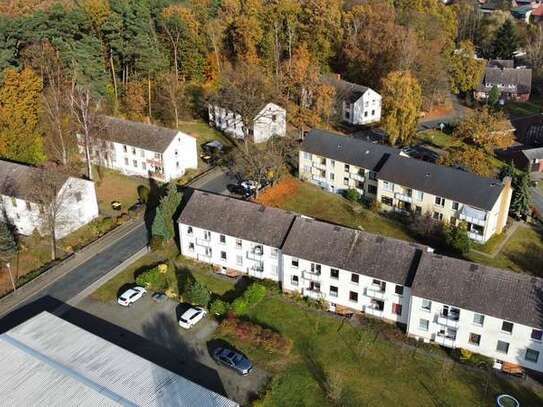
[282,217,426,285]
[479,65,532,94]
[321,74,370,103]
[412,253,543,330]
[0,312,238,407]
[301,129,401,171]
[100,116,187,153]
[488,59,514,69]
[377,155,505,211]
[522,147,543,160]
[0,160,68,202]
[178,190,296,248]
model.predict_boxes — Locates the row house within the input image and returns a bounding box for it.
[408,253,543,373]
[0,160,99,238]
[208,103,286,144]
[321,74,382,126]
[281,217,427,325]
[177,191,543,374]
[79,116,198,182]
[475,59,532,103]
[298,129,512,243]
[178,190,295,281]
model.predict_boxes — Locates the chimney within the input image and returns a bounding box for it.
[336,73,341,80]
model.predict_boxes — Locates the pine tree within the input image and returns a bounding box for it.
[487,85,501,108]
[151,207,169,241]
[492,20,519,60]
[152,182,182,241]
[510,171,531,219]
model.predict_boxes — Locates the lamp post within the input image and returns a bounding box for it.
[6,262,16,292]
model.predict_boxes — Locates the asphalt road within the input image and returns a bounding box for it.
[189,167,239,196]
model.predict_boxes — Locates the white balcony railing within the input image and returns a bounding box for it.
[459,213,486,227]
[435,334,456,348]
[312,162,327,170]
[195,238,211,247]
[303,288,323,300]
[394,192,412,203]
[246,248,263,262]
[468,232,485,242]
[366,286,386,300]
[436,314,460,328]
[365,306,384,317]
[302,271,321,282]
[350,173,365,182]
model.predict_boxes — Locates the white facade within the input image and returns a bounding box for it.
[179,223,283,282]
[208,103,286,143]
[281,254,411,324]
[0,176,99,239]
[407,296,543,372]
[342,88,382,126]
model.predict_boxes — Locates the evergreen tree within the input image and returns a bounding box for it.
[492,20,519,60]
[487,85,501,108]
[444,222,471,254]
[510,170,531,219]
[152,182,182,241]
[151,207,169,241]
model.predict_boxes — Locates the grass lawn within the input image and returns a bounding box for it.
[178,120,230,146]
[256,177,414,242]
[216,293,543,406]
[504,101,542,119]
[471,230,508,255]
[416,129,463,150]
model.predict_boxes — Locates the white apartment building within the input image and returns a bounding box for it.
[0,160,99,238]
[376,155,512,243]
[299,129,403,199]
[208,103,286,144]
[80,116,198,182]
[321,74,382,125]
[281,217,427,325]
[178,190,295,281]
[408,253,543,373]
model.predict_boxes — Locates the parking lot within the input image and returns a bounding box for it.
[75,294,269,405]
[189,167,239,196]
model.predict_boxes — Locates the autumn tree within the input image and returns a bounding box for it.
[382,71,422,146]
[438,145,494,177]
[0,67,45,165]
[158,71,186,128]
[453,108,514,152]
[448,40,485,95]
[122,81,147,121]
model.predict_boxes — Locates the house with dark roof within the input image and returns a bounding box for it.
[475,60,532,103]
[0,160,99,238]
[408,253,543,373]
[79,116,198,182]
[178,190,296,281]
[299,128,403,198]
[512,147,543,178]
[321,74,382,125]
[376,155,512,243]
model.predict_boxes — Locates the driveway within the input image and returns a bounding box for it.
[189,167,239,196]
[75,295,269,405]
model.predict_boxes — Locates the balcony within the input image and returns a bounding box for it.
[459,206,487,226]
[250,263,264,273]
[246,247,264,262]
[302,270,321,282]
[312,162,327,170]
[436,314,460,328]
[365,305,384,317]
[435,333,456,348]
[366,286,386,300]
[468,232,485,242]
[303,287,323,300]
[394,192,412,203]
[195,238,211,247]
[350,173,365,182]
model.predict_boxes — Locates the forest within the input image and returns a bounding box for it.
[0,0,540,168]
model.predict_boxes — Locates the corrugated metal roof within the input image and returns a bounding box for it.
[0,312,239,407]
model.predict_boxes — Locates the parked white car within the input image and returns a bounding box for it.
[117,287,146,307]
[178,307,207,329]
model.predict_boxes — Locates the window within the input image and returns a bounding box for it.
[205,247,212,257]
[291,275,299,286]
[142,162,147,170]
[133,160,138,168]
[501,321,514,334]
[383,181,393,192]
[344,164,350,172]
[330,173,335,181]
[188,242,195,251]
[236,255,243,266]
[395,285,404,295]
[496,340,509,354]
[124,157,129,166]
[351,273,359,284]
[154,152,162,160]
[372,279,385,291]
[368,185,378,195]
[469,333,481,346]
[220,251,227,260]
[26,201,32,210]
[330,269,339,279]
[413,190,423,201]
[311,263,321,274]
[271,114,277,122]
[473,313,484,326]
[452,202,459,210]
[381,196,394,206]
[432,211,443,221]
[303,152,312,160]
[349,291,358,302]
[343,177,349,186]
[174,149,178,156]
[320,157,326,165]
[176,162,180,169]
[140,149,145,158]
[435,196,445,207]
[291,258,299,268]
[132,147,136,155]
[392,303,402,315]
[219,234,226,244]
[235,239,242,249]
[271,248,279,258]
[204,230,211,240]
[75,192,82,202]
[123,145,128,153]
[421,299,432,312]
[371,110,375,116]
[330,160,335,167]
[330,286,338,297]
[531,329,543,341]
[369,171,377,181]
[419,319,429,331]
[187,226,193,235]
[364,111,368,117]
[526,349,540,363]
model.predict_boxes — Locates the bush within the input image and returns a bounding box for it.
[220,317,292,353]
[231,297,249,316]
[210,299,229,316]
[136,265,168,291]
[150,235,164,251]
[444,222,471,254]
[344,188,361,202]
[137,185,150,204]
[184,280,211,306]
[116,212,130,225]
[243,283,267,306]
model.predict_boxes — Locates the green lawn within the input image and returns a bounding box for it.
[416,129,462,150]
[217,294,543,406]
[276,180,414,242]
[178,120,230,146]
[504,101,542,119]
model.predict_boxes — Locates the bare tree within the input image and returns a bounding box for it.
[527,25,543,75]
[159,71,186,128]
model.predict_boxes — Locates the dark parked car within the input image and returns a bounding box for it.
[201,140,225,164]
[227,184,253,199]
[212,347,253,375]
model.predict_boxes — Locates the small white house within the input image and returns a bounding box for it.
[322,74,382,125]
[0,160,99,239]
[80,116,198,182]
[178,190,295,281]
[208,103,286,143]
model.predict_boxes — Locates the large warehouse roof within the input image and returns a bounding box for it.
[0,312,238,407]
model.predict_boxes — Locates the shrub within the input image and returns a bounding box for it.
[444,222,471,254]
[220,317,292,353]
[344,188,361,202]
[184,280,211,306]
[231,297,249,316]
[137,185,150,204]
[210,299,229,316]
[150,235,164,251]
[116,212,130,225]
[243,283,267,306]
[136,265,168,291]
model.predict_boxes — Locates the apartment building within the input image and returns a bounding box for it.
[178,190,295,281]
[0,160,99,238]
[408,253,543,373]
[79,116,198,182]
[281,217,428,324]
[208,103,286,143]
[376,155,512,243]
[298,129,402,198]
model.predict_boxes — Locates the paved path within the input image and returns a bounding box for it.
[188,166,238,196]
